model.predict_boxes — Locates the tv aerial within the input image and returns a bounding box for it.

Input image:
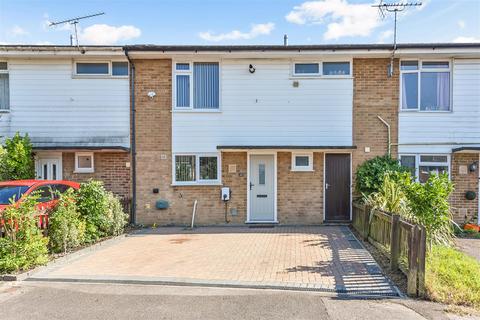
[372,1,422,76]
[49,12,105,47]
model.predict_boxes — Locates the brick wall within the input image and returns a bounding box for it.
[450,153,479,224]
[62,152,131,199]
[352,58,399,193]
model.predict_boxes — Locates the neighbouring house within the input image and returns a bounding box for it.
[124,43,479,226]
[0,46,131,200]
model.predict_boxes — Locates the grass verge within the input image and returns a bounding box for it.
[426,245,480,310]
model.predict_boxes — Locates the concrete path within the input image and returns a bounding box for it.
[456,238,480,261]
[1,281,465,320]
[29,226,399,296]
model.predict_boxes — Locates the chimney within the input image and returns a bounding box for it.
[283,34,288,46]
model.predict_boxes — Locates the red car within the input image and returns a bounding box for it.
[0,180,80,213]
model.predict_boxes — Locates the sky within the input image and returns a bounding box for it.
[0,0,479,46]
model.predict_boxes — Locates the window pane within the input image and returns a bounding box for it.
[402,73,418,109]
[400,155,416,176]
[52,164,57,180]
[0,74,9,110]
[258,164,265,185]
[0,62,7,70]
[193,62,219,109]
[323,62,350,75]
[78,155,93,169]
[112,62,128,76]
[420,72,450,111]
[199,157,218,180]
[175,155,195,182]
[0,186,29,204]
[35,186,52,203]
[422,61,449,69]
[419,166,448,183]
[176,75,190,107]
[176,63,190,70]
[76,63,109,74]
[294,63,319,74]
[400,61,418,70]
[295,156,310,167]
[420,155,448,163]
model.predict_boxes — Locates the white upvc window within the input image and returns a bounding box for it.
[75,152,94,173]
[173,153,221,185]
[399,154,450,183]
[74,61,128,77]
[0,61,9,111]
[291,152,314,171]
[292,61,351,77]
[173,62,220,110]
[400,60,452,111]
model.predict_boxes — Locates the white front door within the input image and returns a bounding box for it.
[37,158,62,180]
[249,155,275,222]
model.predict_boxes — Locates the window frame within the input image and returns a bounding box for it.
[0,61,9,112]
[399,59,452,112]
[74,152,95,173]
[399,153,450,182]
[73,61,129,78]
[172,153,221,185]
[292,62,321,76]
[291,152,314,172]
[291,60,352,78]
[172,61,221,111]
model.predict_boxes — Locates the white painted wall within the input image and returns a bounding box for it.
[173,59,353,153]
[4,59,130,148]
[399,59,480,154]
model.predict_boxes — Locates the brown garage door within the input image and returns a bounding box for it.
[325,154,351,221]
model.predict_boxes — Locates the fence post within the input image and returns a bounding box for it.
[363,205,371,241]
[390,214,400,271]
[407,225,420,296]
[417,226,426,298]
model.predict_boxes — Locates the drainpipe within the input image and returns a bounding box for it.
[377,116,391,157]
[125,48,137,225]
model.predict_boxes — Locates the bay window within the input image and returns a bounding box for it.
[174,154,220,184]
[400,60,451,111]
[174,62,219,109]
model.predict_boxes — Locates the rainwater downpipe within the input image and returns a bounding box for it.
[125,48,137,225]
[377,116,391,157]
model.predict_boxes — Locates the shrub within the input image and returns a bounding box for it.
[364,172,409,216]
[0,133,35,181]
[48,188,86,253]
[0,195,48,273]
[105,192,128,236]
[355,155,406,196]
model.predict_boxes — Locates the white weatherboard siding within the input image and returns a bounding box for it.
[6,59,129,148]
[399,59,480,154]
[173,60,353,153]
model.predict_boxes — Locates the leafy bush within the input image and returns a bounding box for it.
[48,188,86,253]
[426,245,480,309]
[0,133,35,181]
[0,195,48,273]
[364,172,409,215]
[105,192,128,236]
[355,155,406,196]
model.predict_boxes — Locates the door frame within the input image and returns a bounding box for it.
[323,152,352,222]
[35,152,63,180]
[246,151,278,223]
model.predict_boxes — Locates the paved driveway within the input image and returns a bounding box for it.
[30,226,399,296]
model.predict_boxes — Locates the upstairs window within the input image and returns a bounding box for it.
[293,61,350,76]
[322,62,350,75]
[112,62,129,76]
[76,62,109,75]
[0,62,9,111]
[294,63,320,75]
[401,60,451,111]
[174,62,219,109]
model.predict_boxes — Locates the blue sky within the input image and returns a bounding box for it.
[0,0,479,45]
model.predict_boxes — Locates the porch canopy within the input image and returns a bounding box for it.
[452,146,480,153]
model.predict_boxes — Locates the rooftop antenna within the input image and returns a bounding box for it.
[372,1,422,77]
[49,12,105,47]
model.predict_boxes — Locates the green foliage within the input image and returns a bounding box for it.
[426,245,480,309]
[48,188,86,253]
[355,155,406,196]
[0,194,49,273]
[364,172,409,215]
[0,133,35,181]
[105,192,128,236]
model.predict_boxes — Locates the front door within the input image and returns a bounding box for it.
[325,154,351,221]
[249,155,275,222]
[37,159,61,180]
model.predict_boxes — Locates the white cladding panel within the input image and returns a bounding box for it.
[173,59,353,153]
[399,59,480,153]
[5,59,129,148]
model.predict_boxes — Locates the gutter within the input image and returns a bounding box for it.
[124,48,137,225]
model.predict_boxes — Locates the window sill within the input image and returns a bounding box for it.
[291,169,314,172]
[74,170,94,174]
[172,108,222,113]
[289,76,353,80]
[400,110,452,113]
[72,75,128,80]
[171,182,223,187]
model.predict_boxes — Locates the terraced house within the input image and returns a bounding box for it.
[0,45,131,200]
[125,43,480,226]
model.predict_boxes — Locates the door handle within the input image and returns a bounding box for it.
[250,182,255,190]
[325,183,330,190]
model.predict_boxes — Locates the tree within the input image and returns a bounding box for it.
[0,133,35,181]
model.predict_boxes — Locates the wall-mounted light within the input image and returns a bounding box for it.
[248,64,256,74]
[469,161,478,172]
[147,91,156,99]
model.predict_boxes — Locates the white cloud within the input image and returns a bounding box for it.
[453,36,480,43]
[377,30,393,43]
[199,23,275,42]
[285,0,381,40]
[457,20,466,29]
[78,24,141,45]
[11,25,28,36]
